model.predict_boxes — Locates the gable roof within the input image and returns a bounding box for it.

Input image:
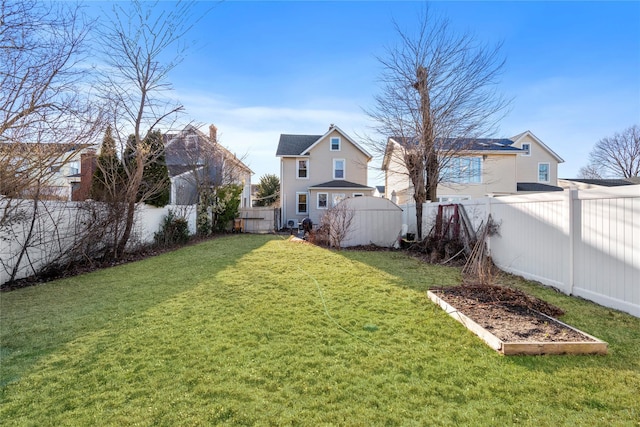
[510,130,564,163]
[164,124,253,176]
[308,180,374,190]
[388,136,523,152]
[276,124,372,160]
[383,136,523,170]
[276,134,321,156]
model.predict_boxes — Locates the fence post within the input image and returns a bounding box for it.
[485,196,492,256]
[567,189,577,295]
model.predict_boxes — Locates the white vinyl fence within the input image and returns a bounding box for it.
[402,186,640,317]
[0,200,196,285]
[340,196,403,247]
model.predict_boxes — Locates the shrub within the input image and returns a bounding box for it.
[154,210,190,247]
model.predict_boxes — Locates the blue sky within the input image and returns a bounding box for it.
[94,1,640,185]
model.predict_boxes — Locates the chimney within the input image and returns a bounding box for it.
[209,124,218,142]
[73,149,97,201]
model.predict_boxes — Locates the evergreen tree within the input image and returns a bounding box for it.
[140,130,170,207]
[90,125,124,202]
[254,174,280,207]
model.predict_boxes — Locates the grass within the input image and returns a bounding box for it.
[1,234,639,426]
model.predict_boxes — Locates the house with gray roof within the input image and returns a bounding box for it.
[164,124,252,206]
[276,124,373,228]
[382,130,564,203]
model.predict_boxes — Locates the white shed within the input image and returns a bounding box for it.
[339,196,403,248]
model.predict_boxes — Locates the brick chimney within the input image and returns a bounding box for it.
[72,149,96,201]
[209,124,218,143]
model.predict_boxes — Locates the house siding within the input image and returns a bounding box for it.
[437,154,517,198]
[279,128,371,227]
[514,133,559,185]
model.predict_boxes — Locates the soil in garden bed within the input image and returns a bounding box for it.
[431,284,595,343]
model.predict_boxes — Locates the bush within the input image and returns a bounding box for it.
[154,210,190,247]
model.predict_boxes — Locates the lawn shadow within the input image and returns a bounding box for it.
[0,234,277,390]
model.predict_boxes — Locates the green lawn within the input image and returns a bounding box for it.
[1,234,639,426]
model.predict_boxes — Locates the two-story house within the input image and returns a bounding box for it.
[164,124,253,207]
[276,124,374,228]
[0,142,96,201]
[382,130,564,204]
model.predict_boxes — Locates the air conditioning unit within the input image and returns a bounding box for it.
[286,219,298,229]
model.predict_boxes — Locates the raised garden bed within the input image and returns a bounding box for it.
[428,285,608,356]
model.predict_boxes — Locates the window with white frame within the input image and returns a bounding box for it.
[521,143,531,156]
[330,137,340,151]
[297,159,308,179]
[440,157,481,184]
[332,193,345,206]
[538,163,550,182]
[317,192,328,209]
[333,159,345,179]
[296,192,308,214]
[69,161,79,175]
[352,193,363,197]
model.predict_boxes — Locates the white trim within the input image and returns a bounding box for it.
[333,158,345,180]
[304,125,372,159]
[296,158,309,179]
[538,162,550,183]
[330,136,341,151]
[317,192,328,209]
[511,130,564,163]
[296,191,308,214]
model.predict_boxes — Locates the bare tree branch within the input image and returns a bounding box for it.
[581,125,640,178]
[365,6,510,239]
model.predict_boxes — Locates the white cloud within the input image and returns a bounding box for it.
[173,91,377,182]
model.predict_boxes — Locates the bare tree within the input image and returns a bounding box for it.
[577,164,603,180]
[367,6,509,239]
[315,202,355,249]
[95,0,196,258]
[0,0,101,225]
[580,125,640,179]
[0,0,104,282]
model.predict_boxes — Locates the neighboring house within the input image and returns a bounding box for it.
[373,185,386,198]
[382,130,564,204]
[163,124,252,207]
[558,177,640,190]
[276,124,374,228]
[0,142,96,201]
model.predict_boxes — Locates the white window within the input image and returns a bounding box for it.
[352,193,363,197]
[317,193,328,209]
[69,161,79,175]
[296,192,308,214]
[441,157,482,184]
[297,159,308,179]
[522,143,531,156]
[538,163,550,183]
[330,137,341,151]
[333,159,345,179]
[332,193,345,206]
